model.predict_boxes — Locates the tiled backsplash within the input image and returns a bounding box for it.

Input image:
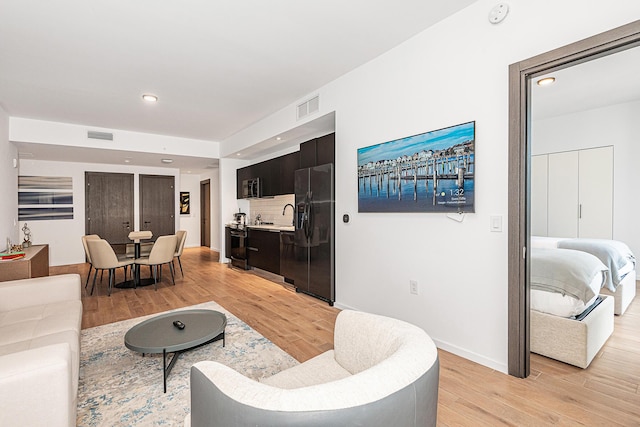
[248,194,295,227]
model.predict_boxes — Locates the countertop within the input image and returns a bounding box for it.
[226,223,294,232]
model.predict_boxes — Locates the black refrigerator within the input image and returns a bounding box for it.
[293,163,335,305]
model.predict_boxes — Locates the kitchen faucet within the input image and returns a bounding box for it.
[283,203,295,225]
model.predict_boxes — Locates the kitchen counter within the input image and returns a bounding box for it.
[246,224,294,232]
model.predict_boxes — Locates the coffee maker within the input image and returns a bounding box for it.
[233,212,246,227]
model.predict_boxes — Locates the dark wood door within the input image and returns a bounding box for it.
[201,179,210,247]
[85,172,134,244]
[140,174,175,239]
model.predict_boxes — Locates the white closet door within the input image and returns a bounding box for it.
[530,154,548,236]
[578,146,613,238]
[548,151,579,238]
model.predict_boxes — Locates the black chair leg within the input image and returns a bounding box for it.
[90,269,99,296]
[152,265,158,291]
[85,264,93,289]
[169,262,176,285]
[108,269,113,297]
[177,256,184,277]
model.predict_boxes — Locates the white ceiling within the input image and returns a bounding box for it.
[0,0,477,171]
[531,45,640,120]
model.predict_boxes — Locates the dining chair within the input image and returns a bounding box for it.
[87,239,134,296]
[134,235,178,290]
[81,234,100,289]
[173,230,187,277]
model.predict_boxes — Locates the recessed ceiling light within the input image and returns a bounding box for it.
[161,158,173,164]
[236,153,242,156]
[536,77,556,86]
[142,94,158,102]
[276,137,282,141]
[124,158,131,163]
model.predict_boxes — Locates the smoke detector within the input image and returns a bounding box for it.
[488,3,509,24]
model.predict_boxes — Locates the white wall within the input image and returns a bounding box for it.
[178,173,203,248]
[18,159,180,266]
[532,100,640,260]
[219,0,640,372]
[0,105,18,249]
[195,168,223,252]
[10,118,219,159]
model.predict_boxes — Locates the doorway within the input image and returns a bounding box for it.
[507,20,640,378]
[85,172,134,244]
[200,179,210,247]
[140,174,175,239]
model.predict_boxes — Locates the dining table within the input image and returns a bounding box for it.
[115,230,155,289]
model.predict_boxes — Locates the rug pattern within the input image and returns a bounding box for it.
[77,301,298,426]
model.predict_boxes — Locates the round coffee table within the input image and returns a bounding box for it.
[124,309,227,392]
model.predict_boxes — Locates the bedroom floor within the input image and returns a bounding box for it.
[51,249,640,426]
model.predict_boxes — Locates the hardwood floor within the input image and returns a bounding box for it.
[51,247,640,426]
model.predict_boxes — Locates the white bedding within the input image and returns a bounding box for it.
[530,236,636,317]
[531,280,600,318]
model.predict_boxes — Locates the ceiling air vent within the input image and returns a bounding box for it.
[87,131,114,141]
[297,95,320,120]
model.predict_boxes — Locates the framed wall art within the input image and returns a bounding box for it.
[180,191,190,215]
[357,121,475,213]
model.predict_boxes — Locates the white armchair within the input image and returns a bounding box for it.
[185,310,439,426]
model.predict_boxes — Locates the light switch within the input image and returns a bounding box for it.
[490,215,502,232]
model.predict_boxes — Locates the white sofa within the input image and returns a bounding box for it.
[0,274,83,427]
[185,310,440,426]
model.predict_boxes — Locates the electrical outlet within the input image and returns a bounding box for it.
[409,280,419,295]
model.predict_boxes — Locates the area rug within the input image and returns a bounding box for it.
[77,301,299,426]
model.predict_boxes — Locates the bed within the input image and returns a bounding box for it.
[532,236,637,315]
[530,247,615,368]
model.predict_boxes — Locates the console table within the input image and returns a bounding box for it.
[0,244,49,282]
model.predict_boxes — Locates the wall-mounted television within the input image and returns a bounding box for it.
[357,121,475,213]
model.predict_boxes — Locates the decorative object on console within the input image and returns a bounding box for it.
[21,223,32,248]
[357,121,475,213]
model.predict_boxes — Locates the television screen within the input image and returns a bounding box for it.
[357,121,475,213]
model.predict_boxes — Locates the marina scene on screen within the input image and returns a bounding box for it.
[357,121,475,213]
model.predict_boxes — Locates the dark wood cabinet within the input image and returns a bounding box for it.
[236,166,252,199]
[237,151,300,198]
[279,231,295,283]
[279,152,299,195]
[247,229,280,274]
[224,227,232,259]
[299,139,317,169]
[300,132,335,168]
[235,133,333,199]
[316,133,335,166]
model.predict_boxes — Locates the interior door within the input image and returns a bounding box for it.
[578,146,613,238]
[547,151,579,238]
[530,154,548,236]
[85,172,134,244]
[201,179,210,247]
[140,174,175,239]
